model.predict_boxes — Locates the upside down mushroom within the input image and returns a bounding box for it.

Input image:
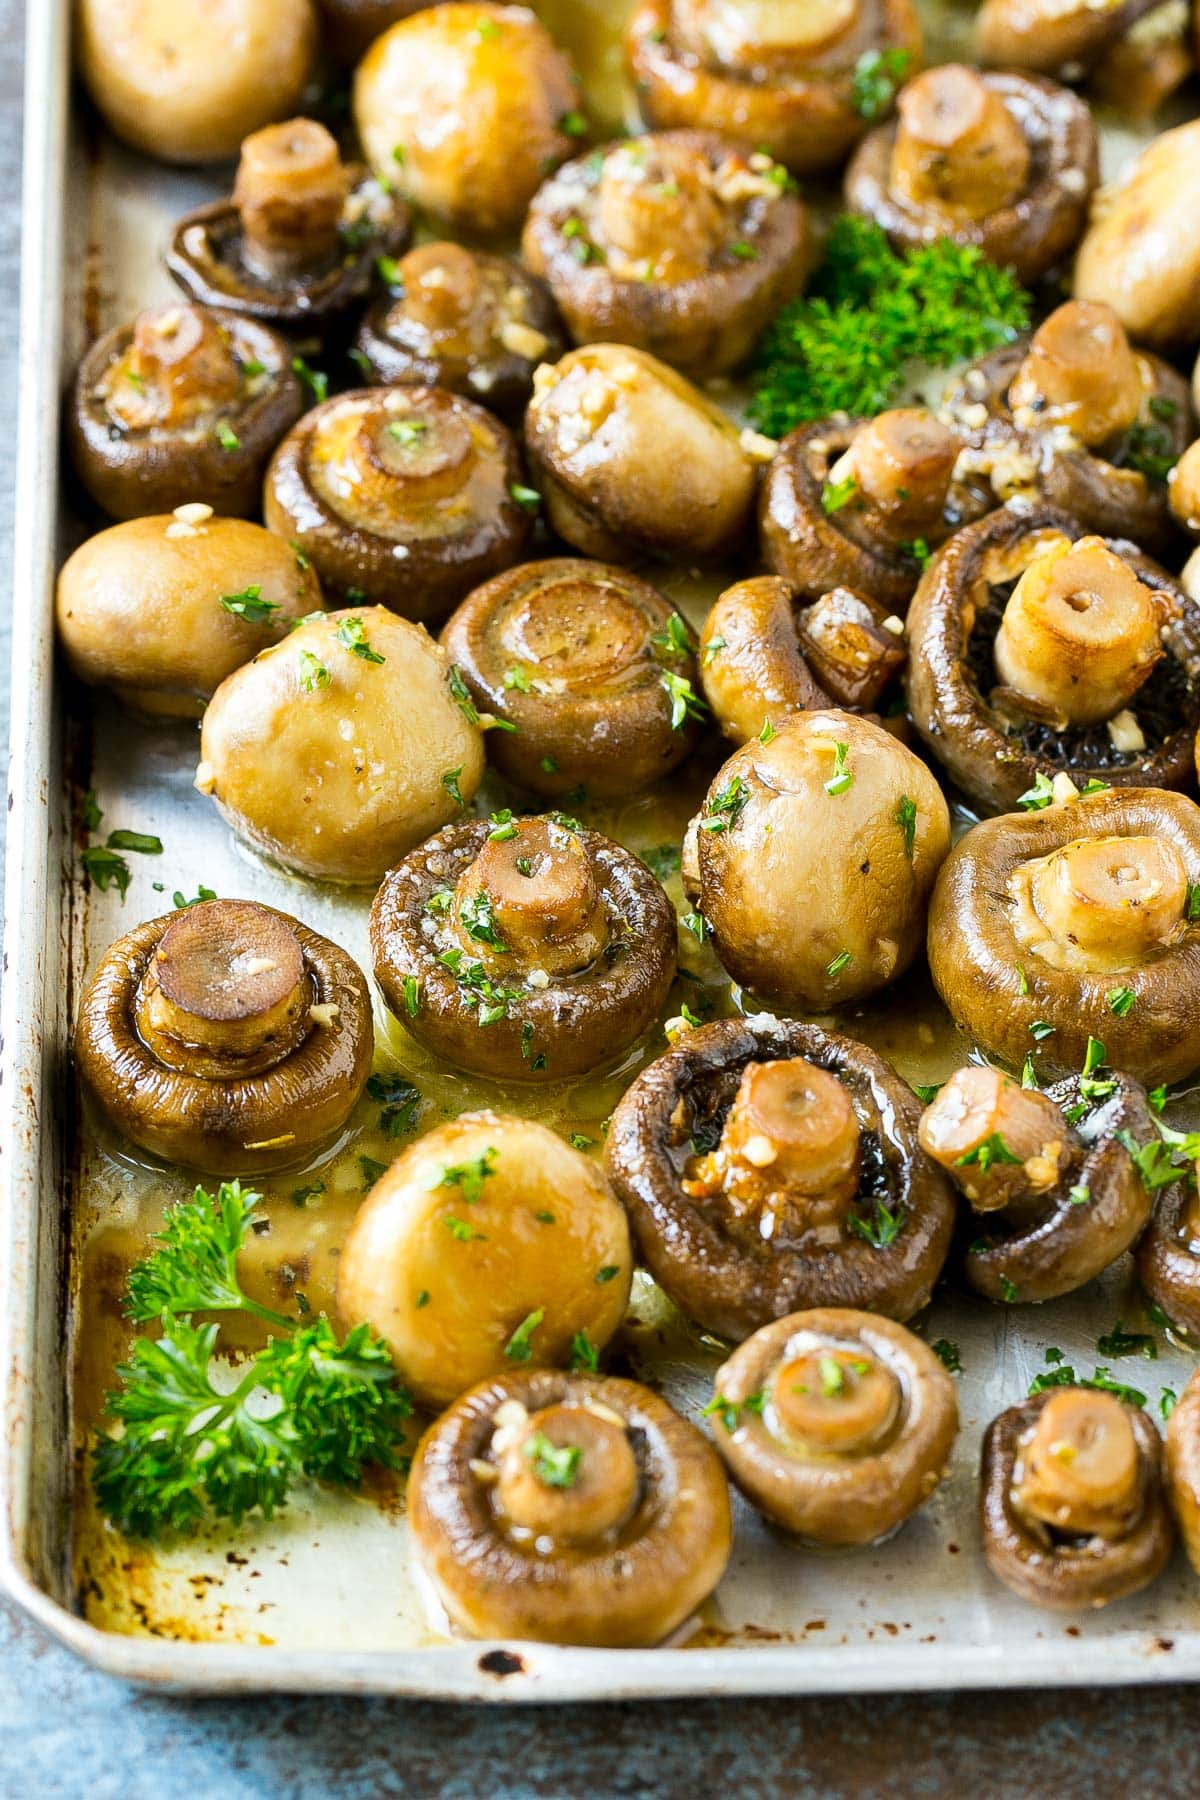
[1074,121,1200,350]
[708,1309,958,1545]
[409,1368,732,1645]
[605,1017,957,1342]
[74,899,372,1173]
[1166,1370,1200,1575]
[981,1387,1174,1608]
[1135,1153,1200,1338]
[976,0,1193,119]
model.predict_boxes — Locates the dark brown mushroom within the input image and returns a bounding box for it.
[370,814,677,1083]
[353,243,564,418]
[1135,1164,1200,1338]
[625,0,924,177]
[906,503,1200,815]
[1166,1368,1200,1575]
[409,1368,733,1646]
[844,65,1098,284]
[319,0,445,63]
[522,131,811,377]
[165,118,411,336]
[976,0,1191,119]
[604,1016,958,1342]
[440,559,704,798]
[919,1064,1154,1303]
[262,386,531,621]
[759,409,982,611]
[927,785,1200,1086]
[709,1308,958,1544]
[69,303,304,521]
[980,1387,1174,1609]
[74,899,373,1174]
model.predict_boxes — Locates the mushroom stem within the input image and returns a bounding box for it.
[451,819,609,977]
[769,1346,900,1452]
[891,65,1031,220]
[1007,301,1145,448]
[501,572,652,690]
[596,140,727,281]
[1014,1389,1142,1540]
[494,1401,639,1546]
[330,400,477,514]
[1025,832,1188,964]
[398,242,485,330]
[233,119,349,281]
[993,536,1165,725]
[827,410,960,545]
[104,305,242,431]
[918,1066,1068,1212]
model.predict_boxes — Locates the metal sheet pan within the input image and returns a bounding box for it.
[4,0,1200,1699]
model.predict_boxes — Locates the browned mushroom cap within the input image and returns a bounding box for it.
[522,131,811,377]
[906,503,1200,815]
[74,899,373,1174]
[709,1308,958,1543]
[626,0,923,177]
[262,386,531,622]
[1166,1368,1200,1574]
[844,67,1097,285]
[1074,122,1200,352]
[927,786,1200,1086]
[353,244,565,418]
[980,1388,1173,1609]
[440,560,704,797]
[976,0,1168,82]
[760,410,977,611]
[1135,1166,1200,1337]
[320,0,443,63]
[605,1016,957,1341]
[409,1367,732,1646]
[69,304,303,521]
[920,1065,1154,1303]
[165,118,411,333]
[370,814,677,1083]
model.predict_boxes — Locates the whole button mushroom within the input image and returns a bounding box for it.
[69,303,304,521]
[844,64,1098,284]
[440,560,705,798]
[335,1114,633,1409]
[605,1016,957,1342]
[74,899,372,1174]
[1074,121,1200,351]
[1166,1370,1200,1576]
[976,0,1192,119]
[408,1369,732,1646]
[683,710,950,1010]
[706,1308,958,1545]
[981,1387,1174,1609]
[353,3,581,239]
[370,814,677,1083]
[906,503,1200,816]
[927,785,1200,1086]
[522,131,812,378]
[625,0,924,177]
[196,606,485,883]
[165,118,412,337]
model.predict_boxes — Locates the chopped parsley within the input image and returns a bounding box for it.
[570,1330,600,1375]
[365,1073,422,1138]
[447,665,479,725]
[896,795,917,858]
[651,612,691,662]
[220,585,279,623]
[80,845,130,898]
[459,889,508,952]
[525,1431,580,1488]
[1017,771,1055,811]
[358,1156,388,1191]
[441,766,466,808]
[661,671,708,730]
[403,975,420,1017]
[824,740,853,796]
[847,1197,901,1248]
[699,775,750,834]
[298,649,330,692]
[850,46,913,121]
[641,844,682,880]
[105,829,162,855]
[821,475,858,515]
[335,616,384,664]
[504,1309,544,1363]
[291,356,328,403]
[826,949,853,978]
[930,1339,962,1373]
[510,483,541,512]
[215,421,240,451]
[504,665,532,693]
[1108,986,1136,1018]
[1096,1322,1158,1361]
[956,1133,1022,1173]
[434,1148,497,1206]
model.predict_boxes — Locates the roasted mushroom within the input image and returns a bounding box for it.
[1165,1369,1200,1574]
[524,345,760,563]
[440,560,704,797]
[262,386,531,621]
[1169,440,1200,540]
[605,1016,958,1342]
[56,507,323,718]
[77,0,318,165]
[844,65,1098,285]
[977,0,1193,118]
[1074,121,1200,351]
[980,1387,1174,1608]
[75,899,372,1173]
[927,786,1200,1086]
[370,815,677,1082]
[760,409,973,611]
[1135,1159,1200,1337]
[919,1065,1154,1304]
[941,301,1194,554]
[625,0,924,177]
[335,1114,632,1408]
[353,3,581,239]
[409,1368,732,1645]
[69,303,303,522]
[708,1308,958,1544]
[352,244,565,419]
[196,606,485,883]
[164,118,412,336]
[906,504,1200,815]
[683,710,950,1009]
[522,131,811,377]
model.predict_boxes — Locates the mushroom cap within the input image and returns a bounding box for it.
[74,902,373,1173]
[335,1113,632,1408]
[976,0,1167,73]
[409,1367,732,1645]
[711,1308,958,1543]
[1074,121,1200,350]
[927,787,1200,1085]
[906,503,1200,815]
[198,606,486,883]
[1166,1368,1200,1576]
[1134,1171,1200,1337]
[980,1390,1174,1609]
[699,575,830,745]
[605,1016,958,1342]
[320,0,436,62]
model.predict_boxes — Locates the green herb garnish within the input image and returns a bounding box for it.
[220,584,279,623]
